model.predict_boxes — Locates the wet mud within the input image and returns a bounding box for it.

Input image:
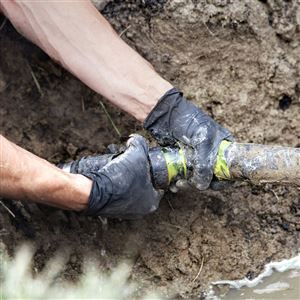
[0,1,300,298]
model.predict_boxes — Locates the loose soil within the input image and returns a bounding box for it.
[0,1,299,298]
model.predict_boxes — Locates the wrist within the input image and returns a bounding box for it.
[68,174,92,211]
[132,80,173,122]
[21,169,92,212]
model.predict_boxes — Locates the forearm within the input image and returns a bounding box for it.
[0,0,172,121]
[0,135,91,211]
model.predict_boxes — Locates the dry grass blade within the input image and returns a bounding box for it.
[203,21,215,36]
[27,63,43,97]
[0,200,15,218]
[30,70,43,97]
[167,198,175,211]
[270,189,280,202]
[81,97,85,112]
[0,17,7,32]
[99,101,121,138]
[161,221,184,231]
[192,256,204,283]
[119,25,131,37]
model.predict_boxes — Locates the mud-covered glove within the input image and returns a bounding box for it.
[144,88,233,190]
[77,135,161,219]
[58,144,124,174]
[59,154,115,174]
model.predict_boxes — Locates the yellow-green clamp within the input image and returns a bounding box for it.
[214,140,232,180]
[148,146,187,189]
[162,147,187,184]
[148,140,231,189]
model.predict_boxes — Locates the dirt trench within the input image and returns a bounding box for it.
[0,1,299,298]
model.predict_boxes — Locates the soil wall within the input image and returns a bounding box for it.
[0,1,299,298]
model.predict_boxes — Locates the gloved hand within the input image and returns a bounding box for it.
[66,135,161,219]
[144,88,233,190]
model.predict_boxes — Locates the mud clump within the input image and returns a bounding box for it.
[0,1,299,298]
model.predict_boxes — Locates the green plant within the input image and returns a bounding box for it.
[0,244,159,300]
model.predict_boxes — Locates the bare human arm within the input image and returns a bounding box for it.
[0,135,92,210]
[0,0,172,121]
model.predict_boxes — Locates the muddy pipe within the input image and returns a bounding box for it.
[60,141,300,189]
[212,141,300,186]
[146,142,300,188]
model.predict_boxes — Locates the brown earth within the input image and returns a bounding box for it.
[0,1,300,298]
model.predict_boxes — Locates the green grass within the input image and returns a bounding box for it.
[0,244,159,300]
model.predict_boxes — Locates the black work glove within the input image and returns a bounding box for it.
[59,154,115,174]
[144,88,233,190]
[74,135,161,219]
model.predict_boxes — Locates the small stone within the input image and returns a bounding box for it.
[279,95,292,111]
[246,270,256,280]
[281,222,289,231]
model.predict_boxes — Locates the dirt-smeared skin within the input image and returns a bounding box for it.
[224,143,300,186]
[0,0,300,298]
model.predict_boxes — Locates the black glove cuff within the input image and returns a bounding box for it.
[83,173,113,217]
[143,87,183,144]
